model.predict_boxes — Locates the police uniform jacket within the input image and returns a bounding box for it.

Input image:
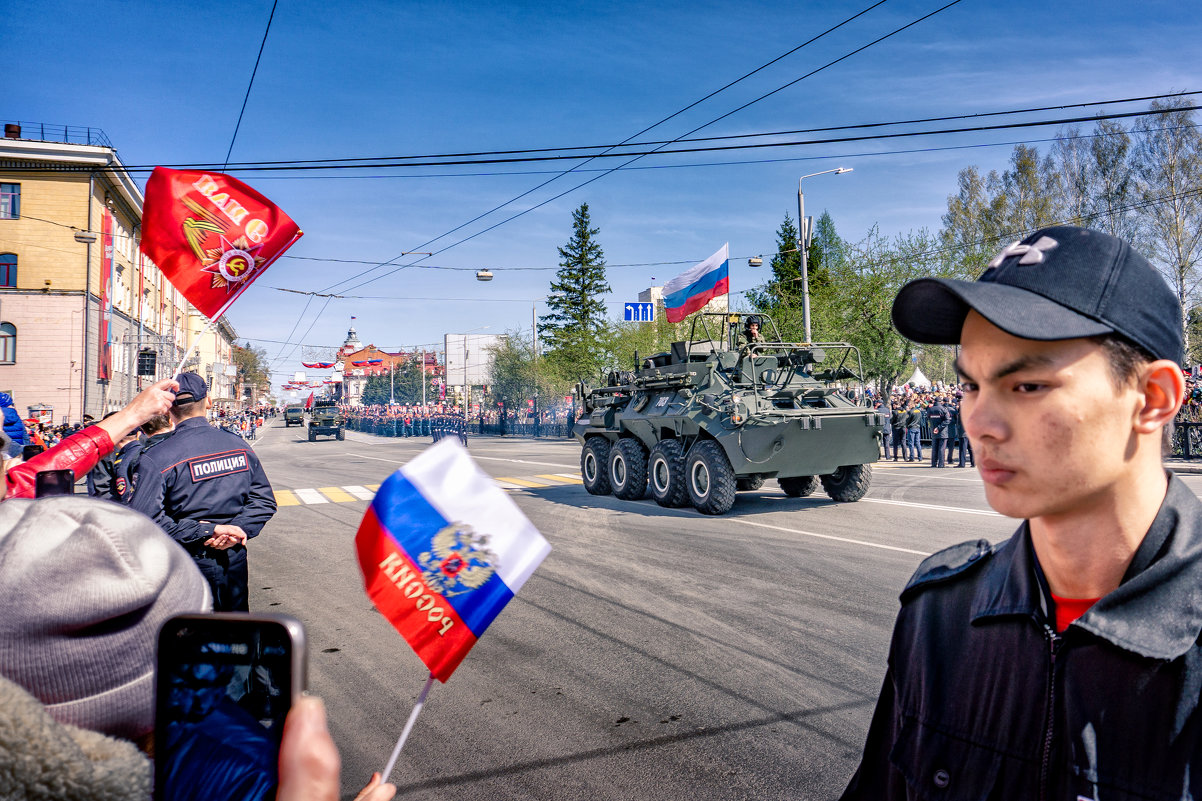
[841,474,1202,801]
[926,403,950,438]
[129,417,276,550]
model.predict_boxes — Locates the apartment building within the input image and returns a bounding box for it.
[0,122,238,423]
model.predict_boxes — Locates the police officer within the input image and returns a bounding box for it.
[926,397,950,468]
[129,373,276,612]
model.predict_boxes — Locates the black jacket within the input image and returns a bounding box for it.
[841,474,1202,800]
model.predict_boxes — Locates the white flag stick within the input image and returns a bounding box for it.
[381,672,436,783]
[172,315,220,378]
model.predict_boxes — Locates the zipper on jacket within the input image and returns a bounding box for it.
[1039,624,1062,801]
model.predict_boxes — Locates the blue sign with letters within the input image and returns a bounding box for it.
[623,302,655,322]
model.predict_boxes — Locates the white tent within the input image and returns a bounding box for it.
[904,366,932,387]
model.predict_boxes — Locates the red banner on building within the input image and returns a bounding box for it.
[98,209,115,381]
[139,168,303,321]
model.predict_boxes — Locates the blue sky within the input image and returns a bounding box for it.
[6,0,1200,390]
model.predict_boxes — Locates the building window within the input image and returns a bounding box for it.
[0,254,14,288]
[0,323,15,363]
[0,184,18,220]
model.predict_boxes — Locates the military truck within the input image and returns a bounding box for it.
[283,405,304,427]
[573,313,885,515]
[308,400,345,441]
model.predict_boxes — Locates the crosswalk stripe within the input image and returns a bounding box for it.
[274,490,301,506]
[295,488,329,504]
[536,474,581,484]
[495,476,552,487]
[493,479,530,489]
[555,472,583,480]
[343,485,375,500]
[364,484,380,492]
[318,486,356,503]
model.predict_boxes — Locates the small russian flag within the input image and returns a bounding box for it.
[355,440,550,681]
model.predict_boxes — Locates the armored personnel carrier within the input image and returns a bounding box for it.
[573,313,885,515]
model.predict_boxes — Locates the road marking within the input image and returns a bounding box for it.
[861,497,1001,517]
[346,453,405,464]
[495,476,553,487]
[735,519,930,556]
[294,488,329,504]
[536,473,581,484]
[470,455,580,469]
[274,489,301,506]
[318,486,356,503]
[343,485,375,500]
[364,484,380,491]
[493,479,532,489]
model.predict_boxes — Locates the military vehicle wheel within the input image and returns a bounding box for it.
[779,475,819,497]
[581,438,612,495]
[649,440,689,508]
[336,428,345,441]
[821,465,872,502]
[609,439,649,500]
[308,429,316,442]
[685,440,737,515]
[737,475,765,491]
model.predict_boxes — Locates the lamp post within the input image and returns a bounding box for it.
[798,167,852,342]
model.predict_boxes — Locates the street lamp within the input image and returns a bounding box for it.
[798,167,852,342]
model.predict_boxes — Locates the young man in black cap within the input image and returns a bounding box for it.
[841,226,1195,799]
[129,372,276,612]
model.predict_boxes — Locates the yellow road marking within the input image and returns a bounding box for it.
[495,476,552,487]
[536,474,582,484]
[318,486,356,503]
[274,490,301,506]
[364,484,380,491]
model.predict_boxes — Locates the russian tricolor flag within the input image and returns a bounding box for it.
[663,243,729,323]
[355,440,551,681]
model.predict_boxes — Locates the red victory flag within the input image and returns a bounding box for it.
[140,167,303,321]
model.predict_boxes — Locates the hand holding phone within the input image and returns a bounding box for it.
[155,614,306,801]
[35,469,74,497]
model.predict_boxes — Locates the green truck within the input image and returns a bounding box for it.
[283,406,304,427]
[573,312,884,515]
[308,399,345,442]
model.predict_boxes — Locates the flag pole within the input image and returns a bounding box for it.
[172,315,220,377]
[381,672,436,783]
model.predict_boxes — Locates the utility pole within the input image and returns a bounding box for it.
[797,167,853,342]
[532,302,539,437]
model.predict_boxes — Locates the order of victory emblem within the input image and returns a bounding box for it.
[418,523,498,597]
[180,195,267,293]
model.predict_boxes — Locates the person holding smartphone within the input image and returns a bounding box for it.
[0,493,395,801]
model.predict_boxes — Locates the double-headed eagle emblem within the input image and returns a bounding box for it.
[418,523,498,597]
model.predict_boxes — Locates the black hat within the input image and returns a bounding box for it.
[172,372,208,406]
[892,226,1183,364]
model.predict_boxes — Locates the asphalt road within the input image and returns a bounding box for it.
[243,420,1087,799]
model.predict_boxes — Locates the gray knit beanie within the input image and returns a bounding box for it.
[0,497,211,740]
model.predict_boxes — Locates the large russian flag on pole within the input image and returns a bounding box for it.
[355,439,551,682]
[663,243,729,323]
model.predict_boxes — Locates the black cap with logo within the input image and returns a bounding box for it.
[891,225,1183,364]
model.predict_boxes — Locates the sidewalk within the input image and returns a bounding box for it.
[1166,458,1202,475]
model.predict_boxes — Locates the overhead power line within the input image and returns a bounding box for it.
[223,0,279,169]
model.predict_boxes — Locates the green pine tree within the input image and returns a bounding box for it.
[539,203,611,378]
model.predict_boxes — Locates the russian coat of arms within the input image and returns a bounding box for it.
[418,523,498,597]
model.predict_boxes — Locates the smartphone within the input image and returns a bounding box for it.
[34,469,74,497]
[22,444,44,461]
[155,613,307,801]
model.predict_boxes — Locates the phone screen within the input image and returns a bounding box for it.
[34,469,74,497]
[22,444,44,462]
[155,614,305,801]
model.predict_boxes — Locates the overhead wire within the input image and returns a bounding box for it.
[223,0,279,170]
[329,0,970,299]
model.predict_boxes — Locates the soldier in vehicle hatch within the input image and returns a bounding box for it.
[740,316,766,349]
